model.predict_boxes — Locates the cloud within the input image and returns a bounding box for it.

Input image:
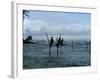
[65,24,90,31]
[24,19,48,33]
[24,18,90,36]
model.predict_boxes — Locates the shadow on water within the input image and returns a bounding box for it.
[23,56,90,69]
[23,56,66,69]
[23,40,91,69]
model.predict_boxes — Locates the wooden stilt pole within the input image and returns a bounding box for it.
[49,47,51,56]
[72,40,73,50]
[57,47,58,56]
[46,33,51,56]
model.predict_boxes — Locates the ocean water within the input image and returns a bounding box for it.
[23,40,91,69]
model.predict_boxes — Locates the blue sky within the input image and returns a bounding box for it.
[23,10,91,40]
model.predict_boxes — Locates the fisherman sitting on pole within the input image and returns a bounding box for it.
[48,36,54,56]
[49,37,54,48]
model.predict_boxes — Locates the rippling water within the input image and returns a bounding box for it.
[23,40,91,69]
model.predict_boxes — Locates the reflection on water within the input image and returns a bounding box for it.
[23,40,91,69]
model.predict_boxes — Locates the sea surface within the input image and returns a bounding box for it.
[23,40,91,69]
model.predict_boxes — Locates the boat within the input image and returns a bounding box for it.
[23,35,38,44]
[23,40,38,44]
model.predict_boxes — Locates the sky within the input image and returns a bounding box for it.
[23,10,91,40]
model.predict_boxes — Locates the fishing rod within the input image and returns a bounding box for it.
[60,34,61,38]
[46,33,49,43]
